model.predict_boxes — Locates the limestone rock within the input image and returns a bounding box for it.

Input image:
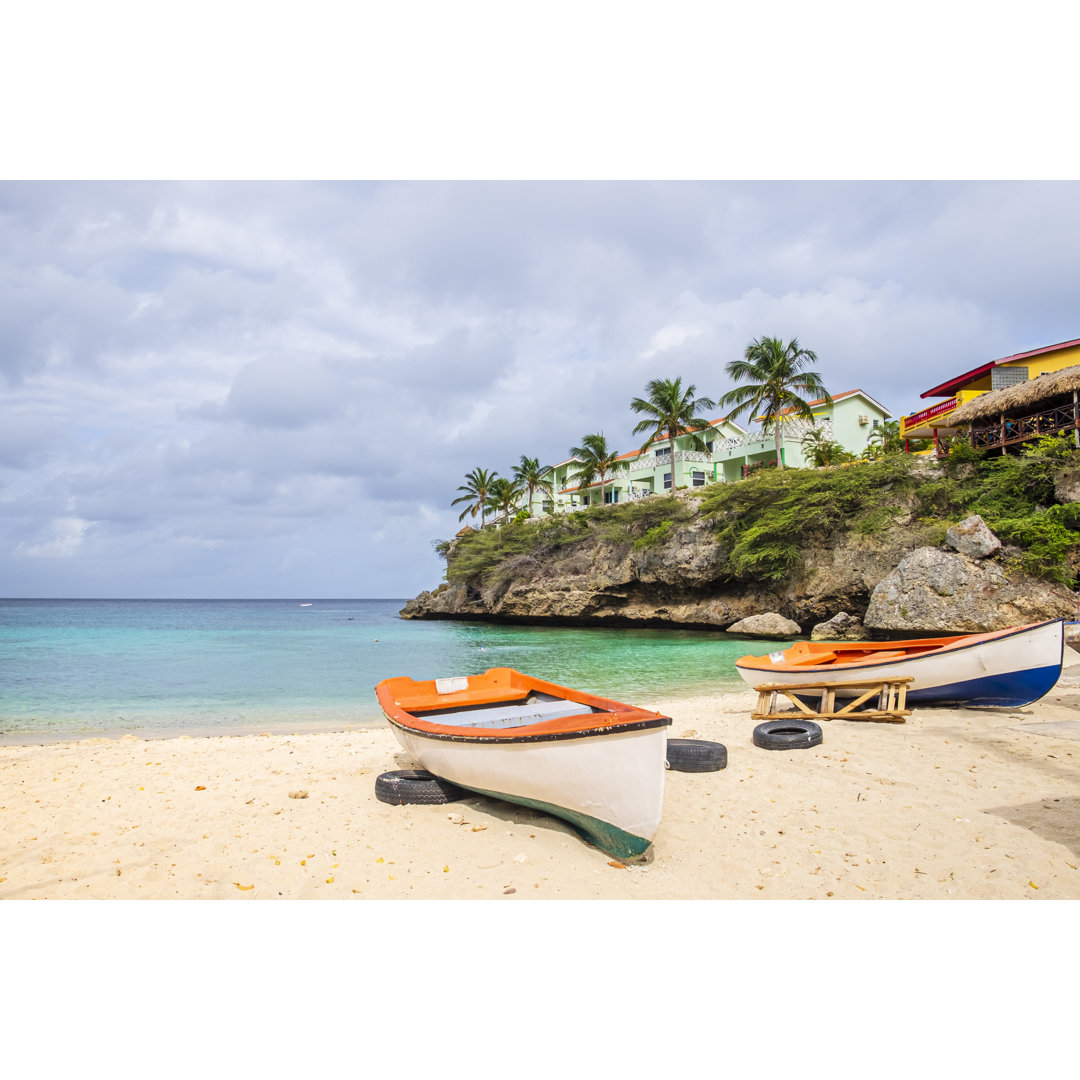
[725,612,801,638]
[864,546,1074,632]
[810,611,869,642]
[945,514,1001,559]
[1054,466,1080,504]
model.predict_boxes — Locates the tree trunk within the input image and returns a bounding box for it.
[774,417,784,468]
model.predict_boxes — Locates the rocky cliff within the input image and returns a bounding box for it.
[404,454,1080,635]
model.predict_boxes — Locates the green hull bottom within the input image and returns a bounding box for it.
[464,784,653,860]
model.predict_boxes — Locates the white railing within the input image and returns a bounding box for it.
[709,419,834,453]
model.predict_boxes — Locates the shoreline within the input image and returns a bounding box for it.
[2,659,1079,900]
[0,679,753,748]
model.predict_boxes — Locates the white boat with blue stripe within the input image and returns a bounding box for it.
[735,619,1065,708]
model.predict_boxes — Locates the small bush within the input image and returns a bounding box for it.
[634,520,672,551]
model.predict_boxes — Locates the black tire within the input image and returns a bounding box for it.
[665,738,728,772]
[374,769,466,805]
[752,719,823,751]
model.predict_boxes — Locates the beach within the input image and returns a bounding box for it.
[3,655,1079,901]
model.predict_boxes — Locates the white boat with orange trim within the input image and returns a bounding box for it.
[735,619,1064,708]
[374,667,672,860]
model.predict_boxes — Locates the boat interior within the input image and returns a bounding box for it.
[408,691,599,730]
[745,637,968,670]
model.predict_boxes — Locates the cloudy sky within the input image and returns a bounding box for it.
[3,2,1078,599]
[2,180,1079,599]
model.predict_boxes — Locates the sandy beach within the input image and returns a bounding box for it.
[3,656,1079,901]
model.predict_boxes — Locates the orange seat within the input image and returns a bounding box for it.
[786,651,837,666]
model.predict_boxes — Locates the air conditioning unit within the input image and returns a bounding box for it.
[858,414,869,425]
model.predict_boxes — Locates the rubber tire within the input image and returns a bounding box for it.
[665,738,728,772]
[374,769,466,805]
[752,719,823,751]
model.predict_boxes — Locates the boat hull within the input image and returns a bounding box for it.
[375,668,672,859]
[735,619,1064,709]
[386,720,669,859]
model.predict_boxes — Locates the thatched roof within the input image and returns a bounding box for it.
[947,363,1080,425]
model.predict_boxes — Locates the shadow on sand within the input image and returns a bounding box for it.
[986,796,1080,860]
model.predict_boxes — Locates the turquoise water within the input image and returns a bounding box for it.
[0,599,789,744]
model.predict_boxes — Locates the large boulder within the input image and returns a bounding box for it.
[864,546,1074,632]
[810,611,869,641]
[725,612,801,638]
[945,514,1001,559]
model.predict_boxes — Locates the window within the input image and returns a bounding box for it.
[604,489,619,504]
[872,419,879,428]
[692,470,706,487]
[992,366,1027,390]
[706,441,714,454]
[663,471,672,490]
[581,495,590,506]
[656,446,671,461]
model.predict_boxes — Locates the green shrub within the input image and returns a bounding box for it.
[634,520,672,550]
[443,447,1080,588]
[994,504,1080,584]
[1022,433,1078,461]
[697,456,917,581]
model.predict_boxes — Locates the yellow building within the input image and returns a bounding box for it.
[900,335,1080,445]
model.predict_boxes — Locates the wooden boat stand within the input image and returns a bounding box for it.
[752,676,914,723]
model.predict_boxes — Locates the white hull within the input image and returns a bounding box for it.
[388,722,669,849]
[736,620,1064,708]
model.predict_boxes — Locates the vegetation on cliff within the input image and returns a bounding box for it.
[436,438,1080,592]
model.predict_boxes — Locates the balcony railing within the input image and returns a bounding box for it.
[969,401,1079,452]
[901,389,987,438]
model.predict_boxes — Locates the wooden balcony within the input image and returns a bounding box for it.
[968,400,1080,452]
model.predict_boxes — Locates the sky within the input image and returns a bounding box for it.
[3,3,1079,600]
[3,179,1079,599]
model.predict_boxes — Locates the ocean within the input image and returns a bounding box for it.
[0,598,788,744]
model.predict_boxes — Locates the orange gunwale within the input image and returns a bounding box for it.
[735,622,1043,673]
[374,667,670,740]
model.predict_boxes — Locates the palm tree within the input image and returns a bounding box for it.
[451,467,499,528]
[512,455,554,517]
[865,419,904,458]
[568,433,628,507]
[800,426,853,467]
[629,377,718,484]
[717,336,831,469]
[486,477,524,525]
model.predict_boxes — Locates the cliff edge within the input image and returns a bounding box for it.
[404,452,1080,635]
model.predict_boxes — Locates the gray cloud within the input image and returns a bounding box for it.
[1,181,1078,597]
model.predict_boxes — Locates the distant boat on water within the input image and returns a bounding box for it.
[299,602,312,607]
[735,619,1064,709]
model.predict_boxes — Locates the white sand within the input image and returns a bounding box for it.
[3,660,1079,900]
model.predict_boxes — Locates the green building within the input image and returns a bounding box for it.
[533,389,892,514]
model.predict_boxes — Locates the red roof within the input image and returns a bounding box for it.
[920,336,1080,399]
